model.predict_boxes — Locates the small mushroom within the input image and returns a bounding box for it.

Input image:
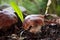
[0,10,18,31]
[23,14,44,33]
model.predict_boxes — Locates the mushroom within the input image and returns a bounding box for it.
[22,14,44,33]
[0,10,18,31]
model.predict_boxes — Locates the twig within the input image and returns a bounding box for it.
[45,0,51,14]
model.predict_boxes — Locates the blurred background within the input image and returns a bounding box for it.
[0,0,60,16]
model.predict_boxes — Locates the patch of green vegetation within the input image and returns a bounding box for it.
[10,2,24,22]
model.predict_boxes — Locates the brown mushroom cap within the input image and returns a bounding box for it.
[0,11,18,29]
[23,14,44,31]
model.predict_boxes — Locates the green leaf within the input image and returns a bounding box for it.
[20,0,48,14]
[10,2,24,22]
[56,5,60,16]
[22,0,39,14]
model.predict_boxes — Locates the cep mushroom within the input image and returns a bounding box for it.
[0,10,18,32]
[23,14,45,33]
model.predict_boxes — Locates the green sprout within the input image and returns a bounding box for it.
[10,2,24,22]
